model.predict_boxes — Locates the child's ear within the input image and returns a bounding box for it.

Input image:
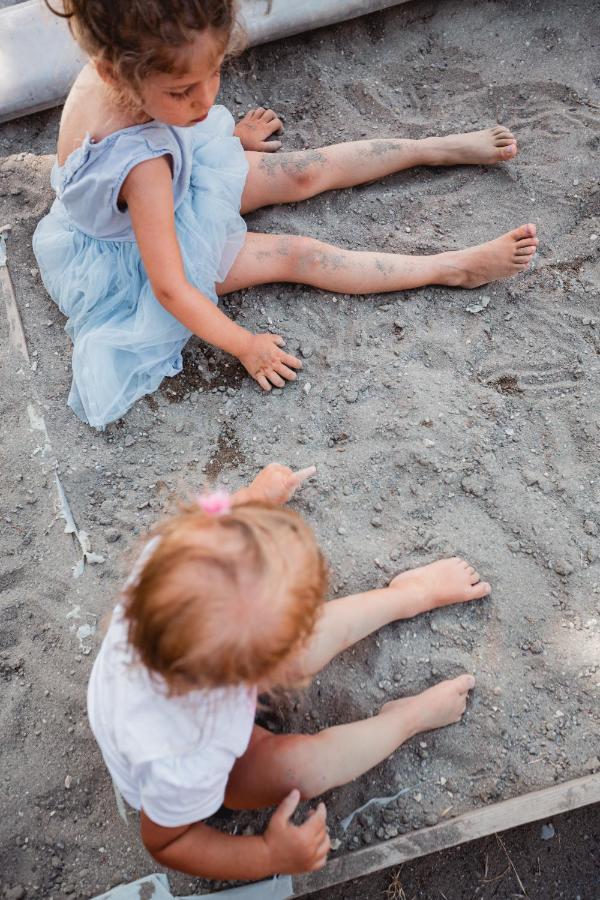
[95,57,119,87]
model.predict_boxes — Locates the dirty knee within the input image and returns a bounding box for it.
[290,151,327,193]
[277,235,321,280]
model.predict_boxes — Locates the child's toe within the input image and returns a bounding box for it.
[469,580,491,599]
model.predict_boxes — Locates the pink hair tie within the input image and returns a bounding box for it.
[197,489,232,517]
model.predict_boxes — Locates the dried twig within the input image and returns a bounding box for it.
[482,864,510,885]
[385,867,407,900]
[495,833,528,897]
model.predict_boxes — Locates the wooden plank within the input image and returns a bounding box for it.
[1,235,87,569]
[1,234,30,361]
[291,773,600,896]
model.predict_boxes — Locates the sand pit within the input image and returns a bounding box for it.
[1,1,599,897]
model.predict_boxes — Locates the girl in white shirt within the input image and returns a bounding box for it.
[88,463,489,881]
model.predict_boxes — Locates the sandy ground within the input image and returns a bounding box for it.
[1,0,599,897]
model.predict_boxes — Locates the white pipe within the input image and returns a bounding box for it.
[0,0,411,124]
[241,0,409,44]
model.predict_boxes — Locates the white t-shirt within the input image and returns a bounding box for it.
[87,603,257,827]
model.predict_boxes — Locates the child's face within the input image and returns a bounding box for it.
[139,29,226,127]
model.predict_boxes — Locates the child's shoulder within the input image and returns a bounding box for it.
[56,65,175,171]
[58,66,130,166]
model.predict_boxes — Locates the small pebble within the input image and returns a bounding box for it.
[5,888,25,900]
[554,559,574,576]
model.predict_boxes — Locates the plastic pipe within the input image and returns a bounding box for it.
[242,0,410,44]
[0,0,411,124]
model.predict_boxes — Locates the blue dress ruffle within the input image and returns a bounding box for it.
[33,106,248,428]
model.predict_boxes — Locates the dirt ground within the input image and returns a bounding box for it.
[313,804,600,900]
[1,0,599,897]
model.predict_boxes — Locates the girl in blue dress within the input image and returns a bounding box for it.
[34,0,538,428]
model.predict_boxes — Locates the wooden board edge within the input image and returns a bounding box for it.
[1,235,30,361]
[291,773,600,896]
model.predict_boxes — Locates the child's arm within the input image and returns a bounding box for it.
[121,156,301,391]
[141,789,329,879]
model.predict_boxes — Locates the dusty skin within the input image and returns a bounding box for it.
[222,551,486,812]
[380,674,476,736]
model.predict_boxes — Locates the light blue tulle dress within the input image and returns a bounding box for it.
[33,105,248,428]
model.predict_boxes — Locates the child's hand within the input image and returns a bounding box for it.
[248,463,316,506]
[234,108,284,152]
[237,333,302,391]
[263,789,330,874]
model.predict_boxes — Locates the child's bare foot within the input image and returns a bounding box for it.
[436,224,538,288]
[388,557,490,617]
[380,674,475,738]
[426,126,517,166]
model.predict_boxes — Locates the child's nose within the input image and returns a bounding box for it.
[194,84,214,111]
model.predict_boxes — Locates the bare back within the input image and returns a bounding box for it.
[57,65,145,167]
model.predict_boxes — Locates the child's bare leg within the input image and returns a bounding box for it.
[292,557,490,681]
[225,561,484,807]
[241,126,517,213]
[225,675,474,808]
[217,226,538,297]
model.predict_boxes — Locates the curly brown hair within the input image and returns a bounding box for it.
[122,501,328,696]
[46,0,242,89]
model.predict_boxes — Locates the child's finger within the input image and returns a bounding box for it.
[267,370,286,388]
[260,140,282,152]
[274,362,298,381]
[275,788,301,822]
[302,812,324,837]
[315,801,327,821]
[294,466,317,485]
[304,801,327,832]
[316,834,331,856]
[264,115,284,132]
[256,373,272,392]
[280,352,303,369]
